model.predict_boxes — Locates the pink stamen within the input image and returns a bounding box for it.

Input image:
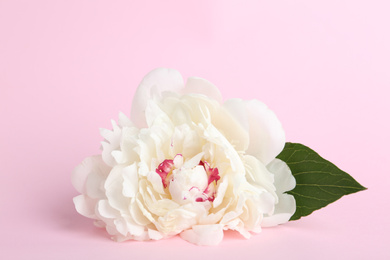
[207,195,215,202]
[156,159,173,188]
[199,161,221,185]
[196,197,206,202]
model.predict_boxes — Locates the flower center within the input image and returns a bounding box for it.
[155,154,220,203]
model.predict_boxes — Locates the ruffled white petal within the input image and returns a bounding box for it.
[131,68,184,128]
[180,224,224,246]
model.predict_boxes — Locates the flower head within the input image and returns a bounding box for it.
[72,68,296,245]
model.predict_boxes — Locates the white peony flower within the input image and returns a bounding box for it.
[72,68,296,245]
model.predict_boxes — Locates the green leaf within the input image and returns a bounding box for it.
[277,142,366,221]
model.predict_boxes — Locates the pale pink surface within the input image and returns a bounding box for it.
[1,0,389,259]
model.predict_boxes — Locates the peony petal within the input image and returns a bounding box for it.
[117,126,139,165]
[72,155,109,194]
[122,163,139,198]
[85,168,105,199]
[104,166,131,212]
[262,159,296,227]
[144,99,172,128]
[202,124,245,173]
[212,106,249,152]
[148,229,164,240]
[261,194,296,227]
[115,217,145,237]
[147,170,165,194]
[97,199,119,219]
[113,218,129,236]
[243,155,276,199]
[180,224,224,246]
[171,125,203,160]
[130,199,151,226]
[183,152,204,169]
[101,120,122,167]
[213,176,228,208]
[173,153,183,168]
[122,163,138,197]
[73,195,98,219]
[182,77,222,103]
[223,219,251,239]
[155,208,198,235]
[118,112,134,127]
[267,159,296,193]
[223,99,285,165]
[131,68,184,128]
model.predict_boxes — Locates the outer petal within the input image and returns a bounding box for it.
[71,155,110,194]
[131,68,184,128]
[267,158,296,193]
[180,224,224,246]
[223,99,285,165]
[262,159,296,227]
[261,194,295,227]
[73,195,98,219]
[183,77,222,103]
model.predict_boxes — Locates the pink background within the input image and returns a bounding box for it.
[1,0,389,259]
